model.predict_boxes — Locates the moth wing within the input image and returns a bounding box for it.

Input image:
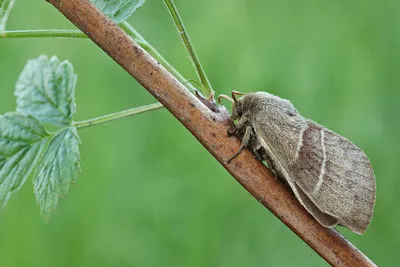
[286,177,338,227]
[252,119,339,228]
[290,121,376,234]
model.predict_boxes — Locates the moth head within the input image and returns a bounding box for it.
[217,91,246,120]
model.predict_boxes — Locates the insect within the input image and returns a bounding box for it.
[218,91,376,234]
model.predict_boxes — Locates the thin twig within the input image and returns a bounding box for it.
[74,102,163,129]
[1,29,86,38]
[0,0,16,34]
[163,0,214,100]
[45,1,376,266]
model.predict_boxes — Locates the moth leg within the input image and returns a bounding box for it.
[266,156,278,178]
[227,127,237,136]
[227,126,253,163]
[228,116,249,136]
[235,116,249,130]
[253,149,263,161]
[250,142,263,161]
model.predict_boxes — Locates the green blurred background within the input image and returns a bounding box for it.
[0,0,398,266]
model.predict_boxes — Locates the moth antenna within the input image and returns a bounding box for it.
[231,90,245,102]
[217,94,234,104]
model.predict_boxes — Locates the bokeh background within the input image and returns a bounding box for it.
[0,0,398,266]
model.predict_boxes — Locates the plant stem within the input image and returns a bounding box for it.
[0,0,16,34]
[74,102,163,129]
[1,29,86,38]
[119,21,197,93]
[163,0,214,100]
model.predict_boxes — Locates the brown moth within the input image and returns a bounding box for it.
[219,91,376,234]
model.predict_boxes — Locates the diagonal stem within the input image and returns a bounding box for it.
[44,1,376,266]
[163,0,215,101]
[0,0,16,34]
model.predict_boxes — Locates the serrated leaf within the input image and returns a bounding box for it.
[0,113,49,209]
[91,0,145,23]
[33,127,80,219]
[15,55,77,126]
[0,0,16,35]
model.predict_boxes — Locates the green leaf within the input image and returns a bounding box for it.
[33,127,80,219]
[0,113,49,209]
[91,0,145,23]
[0,0,16,35]
[1,56,82,218]
[15,55,77,126]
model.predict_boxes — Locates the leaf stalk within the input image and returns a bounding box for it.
[163,0,215,101]
[74,102,163,129]
[1,29,86,38]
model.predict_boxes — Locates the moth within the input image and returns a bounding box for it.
[219,91,376,234]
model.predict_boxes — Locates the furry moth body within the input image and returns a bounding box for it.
[224,91,376,234]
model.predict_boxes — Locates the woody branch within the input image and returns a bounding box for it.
[45,1,375,266]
